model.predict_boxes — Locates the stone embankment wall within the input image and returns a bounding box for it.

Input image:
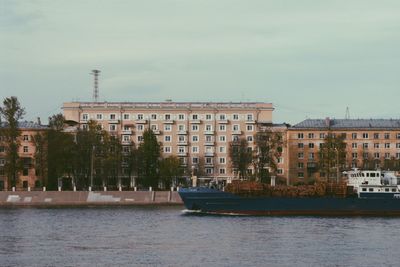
[0,191,183,207]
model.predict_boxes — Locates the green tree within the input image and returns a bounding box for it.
[137,129,161,188]
[318,133,346,182]
[101,134,122,189]
[125,144,139,188]
[0,97,25,189]
[159,156,183,189]
[32,131,47,187]
[253,129,284,183]
[229,137,252,180]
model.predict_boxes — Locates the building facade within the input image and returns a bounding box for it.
[287,118,400,184]
[63,101,288,182]
[0,121,48,190]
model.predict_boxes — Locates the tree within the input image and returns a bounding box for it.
[253,129,284,183]
[159,156,183,189]
[32,131,47,187]
[137,129,161,188]
[125,144,139,188]
[229,137,252,180]
[318,133,346,182]
[0,97,25,189]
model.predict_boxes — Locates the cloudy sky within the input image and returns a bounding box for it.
[1,0,400,124]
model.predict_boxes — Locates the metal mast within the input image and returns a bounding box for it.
[345,106,350,119]
[91,69,101,102]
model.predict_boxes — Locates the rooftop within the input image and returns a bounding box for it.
[0,121,48,130]
[291,119,400,130]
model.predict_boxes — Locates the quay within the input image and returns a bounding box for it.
[0,190,183,207]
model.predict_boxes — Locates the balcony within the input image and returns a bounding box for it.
[177,130,188,135]
[108,119,120,124]
[205,141,215,146]
[205,152,214,157]
[177,141,188,146]
[204,130,215,135]
[205,162,214,167]
[232,130,242,135]
[135,119,148,124]
[245,120,256,124]
[307,162,317,169]
[163,119,174,124]
[121,140,132,145]
[218,119,229,124]
[177,152,188,157]
[190,119,201,124]
[122,130,133,135]
[152,130,161,135]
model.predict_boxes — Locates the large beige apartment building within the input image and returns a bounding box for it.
[0,121,48,190]
[63,101,289,182]
[287,118,400,184]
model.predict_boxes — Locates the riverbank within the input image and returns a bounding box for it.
[0,191,183,207]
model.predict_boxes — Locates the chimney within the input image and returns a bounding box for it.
[325,117,330,127]
[37,117,41,125]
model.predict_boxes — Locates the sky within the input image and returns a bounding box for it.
[1,0,400,124]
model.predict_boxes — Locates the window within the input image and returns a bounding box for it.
[298,172,304,178]
[192,157,199,164]
[320,133,325,139]
[123,114,130,120]
[298,133,304,139]
[352,133,357,139]
[247,136,253,142]
[205,114,212,120]
[363,143,368,149]
[277,169,283,174]
[308,133,314,139]
[206,168,213,174]
[96,114,103,120]
[206,157,212,164]
[219,146,226,153]
[137,125,144,131]
[219,168,226,174]
[374,133,379,139]
[109,125,116,131]
[164,125,172,131]
[192,146,199,153]
[374,152,380,159]
[178,135,185,142]
[123,135,130,142]
[81,114,89,121]
[363,153,369,159]
[205,135,212,142]
[164,146,171,153]
[246,125,254,132]
[363,133,369,139]
[309,143,314,149]
[246,114,253,121]
[298,162,304,169]
[23,135,29,141]
[205,124,212,131]
[192,125,199,131]
[192,135,198,142]
[109,114,116,120]
[165,114,171,120]
[82,124,88,130]
[178,114,185,120]
[219,114,226,120]
[165,136,171,142]
[298,143,304,149]
[233,114,239,120]
[178,125,185,131]
[298,152,304,159]
[277,157,283,164]
[191,114,198,120]
[232,125,239,131]
[219,125,226,131]
[219,157,226,164]
[137,114,144,120]
[384,133,390,139]
[137,136,144,142]
[352,143,357,149]
[0,146,4,153]
[178,147,185,153]
[151,114,157,120]
[151,125,157,131]
[219,136,226,142]
[123,125,130,131]
[397,133,400,139]
[309,153,314,159]
[352,153,358,159]
[396,153,400,159]
[374,143,379,149]
[385,143,390,149]
[385,153,391,159]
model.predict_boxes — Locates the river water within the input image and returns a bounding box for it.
[0,206,399,267]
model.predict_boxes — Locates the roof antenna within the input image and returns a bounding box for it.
[91,69,101,102]
[345,106,350,119]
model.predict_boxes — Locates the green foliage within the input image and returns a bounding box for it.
[137,129,161,188]
[159,156,183,189]
[0,97,25,188]
[229,137,253,180]
[32,132,48,187]
[318,133,346,182]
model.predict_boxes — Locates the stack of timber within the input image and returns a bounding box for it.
[225,181,352,198]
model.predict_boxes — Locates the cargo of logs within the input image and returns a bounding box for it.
[225,181,355,198]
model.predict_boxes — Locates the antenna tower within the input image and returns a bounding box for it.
[91,69,101,102]
[345,106,350,119]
